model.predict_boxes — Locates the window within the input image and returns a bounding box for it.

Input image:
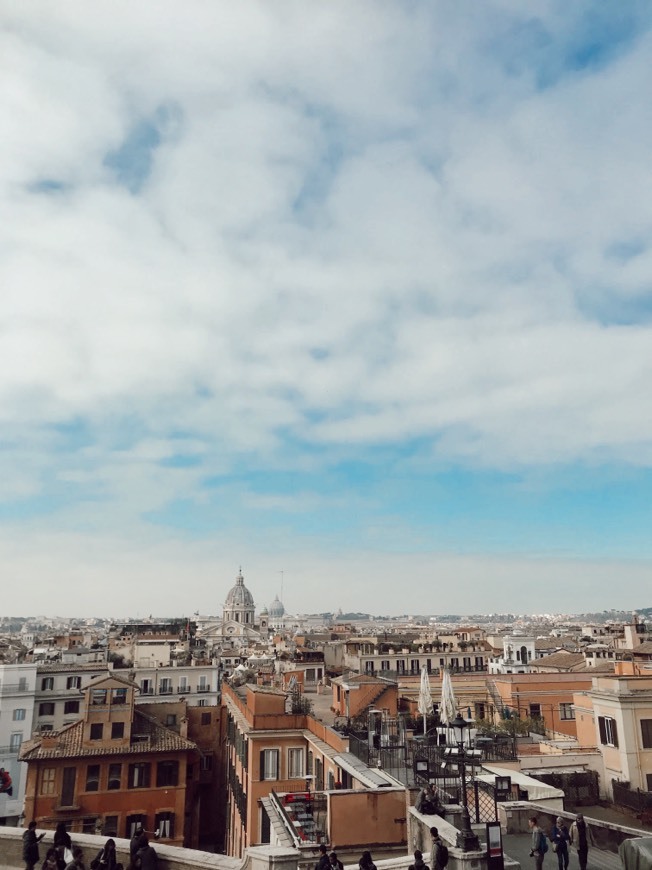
[198,699,209,707]
[200,755,213,772]
[165,714,177,727]
[112,688,127,705]
[156,760,179,787]
[641,719,652,749]
[64,700,80,715]
[85,764,101,792]
[104,816,118,837]
[201,712,211,726]
[41,677,54,691]
[61,767,76,807]
[91,689,107,706]
[128,762,151,788]
[160,679,172,695]
[10,733,23,752]
[111,722,125,739]
[18,677,28,691]
[260,749,279,781]
[40,724,53,732]
[155,812,175,840]
[647,773,652,793]
[40,768,56,795]
[529,704,541,719]
[140,680,152,696]
[13,708,26,721]
[82,817,98,834]
[66,676,81,690]
[598,715,619,747]
[288,748,304,778]
[39,702,55,716]
[560,704,575,721]
[108,763,122,790]
[126,815,147,838]
[198,677,209,692]
[90,723,103,740]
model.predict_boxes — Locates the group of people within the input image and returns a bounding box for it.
[22,821,156,870]
[315,844,377,870]
[529,814,594,870]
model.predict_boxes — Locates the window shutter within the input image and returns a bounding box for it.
[260,750,266,781]
[611,720,619,748]
[598,716,607,744]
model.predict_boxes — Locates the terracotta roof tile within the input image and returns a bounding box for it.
[20,710,197,761]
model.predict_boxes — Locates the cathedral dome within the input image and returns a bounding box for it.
[225,569,255,608]
[269,595,285,618]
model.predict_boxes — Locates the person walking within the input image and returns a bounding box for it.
[430,827,448,870]
[54,823,73,870]
[134,838,157,870]
[329,853,343,870]
[90,839,122,870]
[359,851,376,870]
[570,814,594,870]
[551,817,570,870]
[528,816,546,870]
[23,821,45,870]
[315,844,331,870]
[408,850,429,870]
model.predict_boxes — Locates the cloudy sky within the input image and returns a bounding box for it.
[2,2,652,617]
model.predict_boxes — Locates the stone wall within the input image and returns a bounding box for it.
[0,827,294,870]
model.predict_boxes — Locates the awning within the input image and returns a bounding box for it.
[333,753,393,788]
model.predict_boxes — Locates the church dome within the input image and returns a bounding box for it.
[225,570,255,608]
[269,595,285,618]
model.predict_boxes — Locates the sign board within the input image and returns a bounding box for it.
[486,821,504,870]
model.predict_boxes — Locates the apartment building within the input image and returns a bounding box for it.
[32,661,221,734]
[135,663,219,707]
[221,681,406,858]
[573,664,652,800]
[333,638,487,678]
[0,663,37,825]
[21,674,199,846]
[490,672,593,738]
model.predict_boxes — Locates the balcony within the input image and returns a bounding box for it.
[270,790,328,845]
[197,686,211,693]
[0,683,33,696]
[177,686,193,693]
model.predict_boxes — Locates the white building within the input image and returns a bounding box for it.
[0,663,37,825]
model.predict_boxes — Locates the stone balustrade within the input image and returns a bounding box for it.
[0,827,296,870]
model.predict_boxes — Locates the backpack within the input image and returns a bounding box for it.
[439,845,449,868]
[539,833,549,854]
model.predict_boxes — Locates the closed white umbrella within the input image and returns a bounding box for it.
[417,666,433,735]
[439,667,457,726]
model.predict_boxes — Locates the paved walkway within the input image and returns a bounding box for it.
[503,835,622,870]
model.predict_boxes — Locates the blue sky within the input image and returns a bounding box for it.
[2,2,652,615]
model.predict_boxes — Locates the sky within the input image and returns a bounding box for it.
[2,1,652,617]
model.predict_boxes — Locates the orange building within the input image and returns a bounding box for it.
[491,672,594,738]
[221,681,407,858]
[330,674,398,720]
[20,674,199,846]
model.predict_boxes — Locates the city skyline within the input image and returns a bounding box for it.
[2,3,652,614]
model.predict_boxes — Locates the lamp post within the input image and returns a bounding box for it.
[450,713,480,852]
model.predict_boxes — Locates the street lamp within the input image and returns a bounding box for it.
[450,714,480,852]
